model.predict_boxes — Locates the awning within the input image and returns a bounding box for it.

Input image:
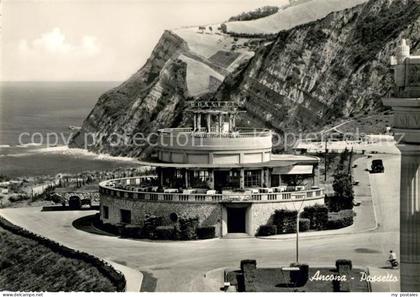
[272,165,313,175]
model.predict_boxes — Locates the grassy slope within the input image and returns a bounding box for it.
[225,0,368,34]
[0,226,116,292]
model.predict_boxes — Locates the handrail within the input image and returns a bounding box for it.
[158,127,271,138]
[99,178,324,203]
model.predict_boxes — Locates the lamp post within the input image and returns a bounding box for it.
[296,209,301,263]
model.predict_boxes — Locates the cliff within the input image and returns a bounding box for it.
[70,31,191,156]
[216,0,420,133]
[70,0,420,156]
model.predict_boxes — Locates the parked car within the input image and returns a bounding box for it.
[371,159,384,173]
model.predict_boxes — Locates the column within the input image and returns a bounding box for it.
[197,113,201,130]
[193,114,197,131]
[207,113,211,132]
[265,169,271,187]
[219,113,223,133]
[184,169,189,188]
[158,168,164,187]
[240,169,245,190]
[260,170,265,187]
[316,165,320,186]
[399,146,420,291]
[228,113,232,132]
[381,39,420,291]
[208,169,215,190]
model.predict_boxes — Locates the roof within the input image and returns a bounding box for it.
[272,165,313,175]
[138,154,319,169]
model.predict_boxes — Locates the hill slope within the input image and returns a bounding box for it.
[225,0,368,35]
[216,0,420,133]
[70,0,420,156]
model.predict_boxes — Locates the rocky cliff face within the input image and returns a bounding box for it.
[216,0,420,133]
[70,31,190,156]
[71,0,420,156]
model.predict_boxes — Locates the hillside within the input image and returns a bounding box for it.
[224,0,368,35]
[70,0,420,156]
[216,0,420,133]
[0,225,117,291]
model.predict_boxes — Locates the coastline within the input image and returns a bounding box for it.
[0,145,141,178]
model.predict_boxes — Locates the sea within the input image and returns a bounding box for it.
[0,81,140,178]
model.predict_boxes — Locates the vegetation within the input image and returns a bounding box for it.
[227,266,369,292]
[330,149,355,211]
[299,218,310,232]
[326,209,354,229]
[301,205,328,230]
[96,214,215,240]
[196,226,216,239]
[228,6,279,22]
[0,217,124,292]
[259,201,353,236]
[273,209,298,234]
[257,224,277,236]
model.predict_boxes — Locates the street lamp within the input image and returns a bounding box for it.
[296,209,301,263]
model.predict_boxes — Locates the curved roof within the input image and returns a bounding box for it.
[138,154,319,169]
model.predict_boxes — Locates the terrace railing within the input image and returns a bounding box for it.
[158,127,271,138]
[99,178,324,203]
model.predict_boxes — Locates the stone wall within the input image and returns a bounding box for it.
[101,194,324,237]
[100,195,223,236]
[249,198,324,235]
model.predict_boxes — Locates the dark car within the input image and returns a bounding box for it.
[371,159,384,173]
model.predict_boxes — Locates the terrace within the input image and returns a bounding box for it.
[99,176,324,203]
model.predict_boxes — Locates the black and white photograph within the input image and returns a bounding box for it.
[0,0,419,294]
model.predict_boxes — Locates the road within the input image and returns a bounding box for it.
[0,154,400,292]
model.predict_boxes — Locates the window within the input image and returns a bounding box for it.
[102,205,109,219]
[245,170,261,187]
[193,170,209,182]
[120,209,131,224]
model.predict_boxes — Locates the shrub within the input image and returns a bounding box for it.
[155,226,175,240]
[302,205,328,230]
[228,6,279,22]
[68,196,82,210]
[298,218,310,232]
[332,170,354,210]
[8,194,29,203]
[336,259,353,270]
[120,225,142,238]
[196,226,216,239]
[290,263,309,287]
[326,210,354,229]
[257,225,277,236]
[273,209,297,234]
[142,215,163,239]
[334,260,352,292]
[175,216,199,240]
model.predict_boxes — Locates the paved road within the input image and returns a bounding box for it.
[0,154,400,292]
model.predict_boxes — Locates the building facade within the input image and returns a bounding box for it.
[383,39,420,291]
[99,101,324,237]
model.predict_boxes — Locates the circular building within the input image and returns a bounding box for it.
[99,101,324,237]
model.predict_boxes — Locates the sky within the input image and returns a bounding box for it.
[1,0,287,81]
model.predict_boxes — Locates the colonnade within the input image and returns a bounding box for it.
[192,112,237,133]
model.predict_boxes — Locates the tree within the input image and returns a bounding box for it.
[332,170,354,210]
